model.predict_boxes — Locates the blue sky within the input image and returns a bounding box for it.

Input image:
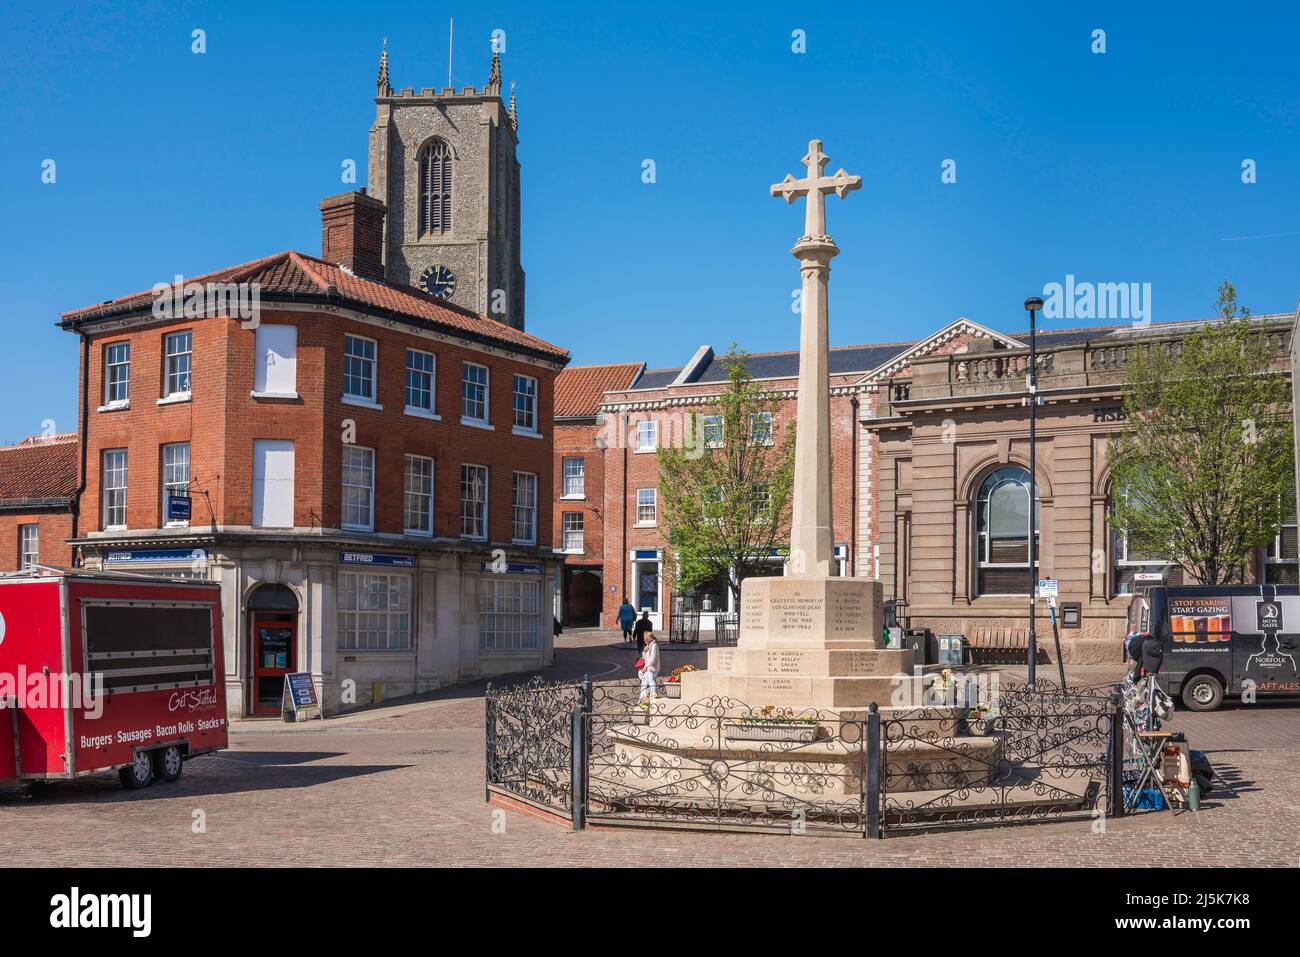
[2,0,1298,441]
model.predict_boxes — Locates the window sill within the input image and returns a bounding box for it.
[512,539,538,547]
[633,447,657,454]
[404,529,433,538]
[103,525,127,532]
[512,426,543,440]
[634,522,658,529]
[558,548,586,556]
[251,390,300,401]
[342,524,376,533]
[342,395,383,411]
[559,494,586,501]
[404,406,442,421]
[461,535,488,544]
[157,392,191,406]
[461,417,495,431]
[163,522,190,529]
[97,401,130,413]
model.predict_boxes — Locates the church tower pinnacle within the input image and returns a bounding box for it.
[376,38,392,97]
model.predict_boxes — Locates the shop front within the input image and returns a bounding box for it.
[79,535,561,717]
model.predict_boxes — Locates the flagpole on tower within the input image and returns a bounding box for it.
[448,17,454,88]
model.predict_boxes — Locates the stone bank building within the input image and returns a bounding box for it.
[556,313,1298,662]
[58,50,570,716]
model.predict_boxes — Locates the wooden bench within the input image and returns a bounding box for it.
[967,628,1032,665]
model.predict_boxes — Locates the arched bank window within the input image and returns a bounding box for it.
[418,139,452,236]
[975,466,1038,595]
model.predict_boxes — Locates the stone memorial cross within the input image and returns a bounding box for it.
[770,140,861,577]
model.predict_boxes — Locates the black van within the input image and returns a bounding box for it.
[1127,584,1300,712]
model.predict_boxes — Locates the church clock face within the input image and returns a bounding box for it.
[419,265,456,300]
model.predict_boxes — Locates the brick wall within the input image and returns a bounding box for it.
[0,511,73,571]
[553,420,606,561]
[78,308,557,545]
[598,372,869,617]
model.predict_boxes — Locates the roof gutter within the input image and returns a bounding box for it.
[0,498,74,512]
[60,291,570,367]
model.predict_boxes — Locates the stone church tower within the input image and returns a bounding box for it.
[368,43,525,330]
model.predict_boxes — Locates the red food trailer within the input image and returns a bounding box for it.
[0,569,227,790]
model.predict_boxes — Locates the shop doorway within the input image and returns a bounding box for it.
[247,583,299,716]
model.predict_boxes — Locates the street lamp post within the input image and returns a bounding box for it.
[1024,296,1044,691]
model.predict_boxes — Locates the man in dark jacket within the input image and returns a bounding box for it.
[633,611,653,653]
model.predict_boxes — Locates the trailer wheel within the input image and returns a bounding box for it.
[118,751,155,790]
[1181,674,1224,712]
[153,745,184,783]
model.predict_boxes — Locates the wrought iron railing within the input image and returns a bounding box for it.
[485,676,1122,837]
[668,608,701,643]
[714,613,739,646]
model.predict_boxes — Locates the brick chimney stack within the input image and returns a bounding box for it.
[320,189,387,281]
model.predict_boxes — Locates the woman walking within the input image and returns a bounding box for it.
[638,630,661,705]
[617,599,636,646]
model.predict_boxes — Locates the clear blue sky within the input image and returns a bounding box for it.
[3,0,1298,442]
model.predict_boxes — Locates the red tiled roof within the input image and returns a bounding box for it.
[0,435,77,506]
[60,251,569,362]
[554,363,644,416]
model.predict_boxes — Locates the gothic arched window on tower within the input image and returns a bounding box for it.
[418,139,453,236]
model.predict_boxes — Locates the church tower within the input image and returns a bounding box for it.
[368,42,525,330]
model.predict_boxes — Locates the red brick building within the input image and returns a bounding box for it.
[60,191,568,716]
[553,362,644,627]
[0,433,77,572]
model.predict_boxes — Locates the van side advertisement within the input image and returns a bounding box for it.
[1167,597,1231,649]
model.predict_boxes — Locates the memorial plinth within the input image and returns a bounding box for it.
[678,577,914,715]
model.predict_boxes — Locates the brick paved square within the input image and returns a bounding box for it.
[2,632,1297,868]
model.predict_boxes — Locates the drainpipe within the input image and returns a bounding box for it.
[850,395,859,576]
[621,412,630,598]
[70,329,91,564]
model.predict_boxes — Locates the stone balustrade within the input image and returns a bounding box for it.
[874,318,1292,417]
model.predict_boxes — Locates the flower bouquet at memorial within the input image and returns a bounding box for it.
[725,705,821,744]
[961,701,996,732]
[924,668,959,707]
[626,699,652,725]
[663,664,697,698]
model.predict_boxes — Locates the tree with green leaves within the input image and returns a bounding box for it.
[657,345,797,607]
[1109,281,1294,584]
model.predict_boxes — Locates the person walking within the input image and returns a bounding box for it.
[638,629,661,705]
[617,599,636,646]
[633,610,652,653]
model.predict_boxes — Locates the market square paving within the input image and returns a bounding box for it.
[1,631,1297,868]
